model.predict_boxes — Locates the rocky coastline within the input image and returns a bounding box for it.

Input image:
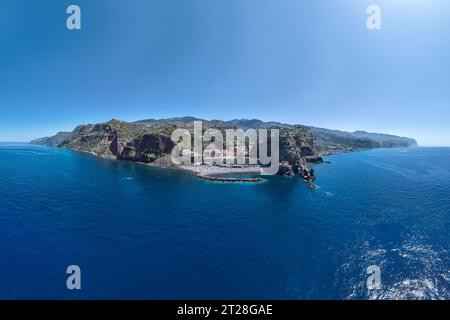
[30,117,417,186]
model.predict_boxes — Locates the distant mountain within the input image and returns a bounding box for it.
[351,130,418,147]
[30,131,73,147]
[225,119,294,129]
[309,127,417,155]
[30,117,417,166]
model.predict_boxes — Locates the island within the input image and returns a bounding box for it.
[31,117,417,185]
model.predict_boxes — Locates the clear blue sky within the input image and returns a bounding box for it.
[0,0,449,145]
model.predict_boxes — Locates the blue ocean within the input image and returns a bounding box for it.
[0,144,449,299]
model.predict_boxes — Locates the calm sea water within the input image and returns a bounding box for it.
[0,144,449,299]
